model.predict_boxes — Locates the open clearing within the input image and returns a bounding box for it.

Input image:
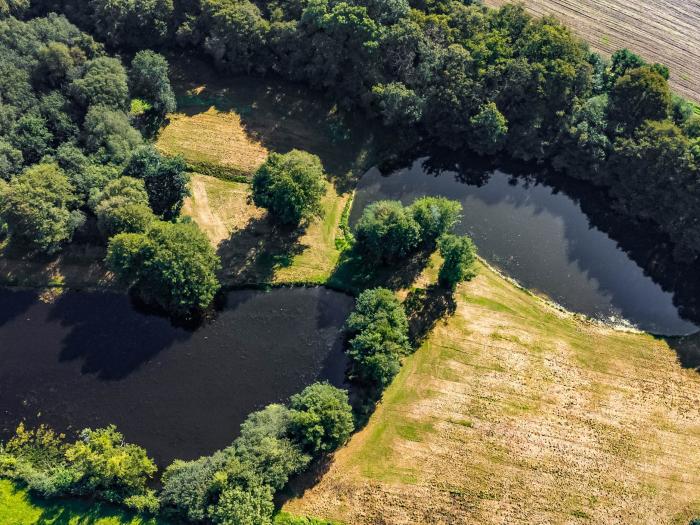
[483,0,700,103]
[285,259,700,524]
[182,173,348,286]
[158,55,381,186]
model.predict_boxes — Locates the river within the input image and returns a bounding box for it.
[0,287,353,466]
[350,157,699,336]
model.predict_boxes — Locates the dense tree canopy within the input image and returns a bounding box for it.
[354,200,421,263]
[252,149,326,226]
[106,221,221,315]
[437,233,477,289]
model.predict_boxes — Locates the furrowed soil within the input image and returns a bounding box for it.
[285,259,700,524]
[483,0,700,104]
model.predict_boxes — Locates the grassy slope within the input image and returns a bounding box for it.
[0,480,165,525]
[285,259,700,524]
[483,0,700,104]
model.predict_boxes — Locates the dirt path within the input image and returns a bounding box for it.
[183,176,230,245]
[484,0,700,103]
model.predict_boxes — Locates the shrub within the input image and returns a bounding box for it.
[437,234,478,289]
[354,200,421,263]
[288,383,354,455]
[252,150,327,226]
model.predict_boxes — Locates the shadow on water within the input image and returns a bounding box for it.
[0,288,38,328]
[46,292,193,381]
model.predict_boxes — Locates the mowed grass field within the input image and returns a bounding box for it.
[285,259,700,524]
[182,173,349,286]
[0,480,166,525]
[483,0,700,103]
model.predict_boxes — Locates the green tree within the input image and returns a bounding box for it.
[93,177,155,238]
[123,146,189,220]
[234,404,310,490]
[0,139,23,180]
[129,51,177,119]
[12,114,53,164]
[354,200,421,263]
[437,234,477,289]
[35,42,85,88]
[410,196,462,243]
[372,82,423,126]
[71,57,130,111]
[210,483,274,525]
[64,426,157,505]
[251,149,326,226]
[90,0,174,49]
[345,287,411,388]
[468,102,508,155]
[82,106,143,164]
[106,221,221,315]
[608,66,671,132]
[0,163,82,253]
[288,383,354,454]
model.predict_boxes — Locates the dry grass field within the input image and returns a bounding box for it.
[182,174,348,286]
[285,259,700,524]
[483,0,700,103]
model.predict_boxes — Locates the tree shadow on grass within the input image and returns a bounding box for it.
[166,53,389,193]
[216,215,306,286]
[404,284,457,346]
[327,247,433,295]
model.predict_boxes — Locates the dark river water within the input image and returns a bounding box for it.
[0,287,353,466]
[351,157,700,336]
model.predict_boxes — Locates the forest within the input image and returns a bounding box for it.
[1,0,700,524]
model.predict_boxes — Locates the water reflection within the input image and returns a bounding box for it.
[351,156,699,336]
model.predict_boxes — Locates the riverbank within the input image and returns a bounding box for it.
[284,258,700,524]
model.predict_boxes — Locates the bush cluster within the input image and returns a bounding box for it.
[159,382,354,525]
[0,423,158,513]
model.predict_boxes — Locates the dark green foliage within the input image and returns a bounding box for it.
[468,102,508,155]
[0,138,23,180]
[71,57,130,111]
[354,200,421,263]
[372,82,423,126]
[437,233,477,289]
[552,94,611,181]
[0,163,82,253]
[288,383,355,455]
[410,196,462,244]
[252,149,326,226]
[90,0,175,49]
[82,106,143,164]
[210,482,274,525]
[12,114,53,164]
[106,221,221,315]
[608,66,671,132]
[124,146,189,220]
[93,176,155,238]
[345,287,411,388]
[129,50,177,123]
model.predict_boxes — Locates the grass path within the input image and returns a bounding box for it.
[285,260,700,524]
